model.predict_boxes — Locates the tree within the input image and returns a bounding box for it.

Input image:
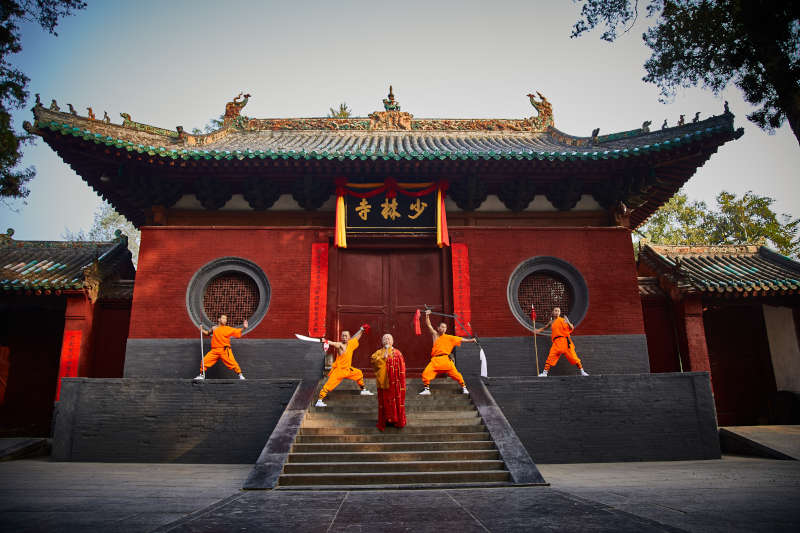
[0,0,86,201]
[571,1,800,146]
[328,102,352,118]
[191,114,224,134]
[636,191,800,257]
[63,201,141,267]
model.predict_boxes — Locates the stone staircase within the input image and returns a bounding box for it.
[276,378,512,489]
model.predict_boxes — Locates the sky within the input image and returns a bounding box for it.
[2,0,798,241]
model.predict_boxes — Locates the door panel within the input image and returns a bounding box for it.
[335,248,446,373]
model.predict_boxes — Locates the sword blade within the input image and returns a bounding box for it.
[294,334,321,343]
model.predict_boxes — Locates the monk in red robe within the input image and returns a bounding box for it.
[370,333,406,431]
[534,307,590,377]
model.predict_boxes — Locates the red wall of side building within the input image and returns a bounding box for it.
[130,226,644,340]
[454,227,644,337]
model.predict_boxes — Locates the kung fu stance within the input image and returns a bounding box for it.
[419,309,476,395]
[315,326,374,407]
[196,314,248,380]
[370,333,407,431]
[534,307,590,377]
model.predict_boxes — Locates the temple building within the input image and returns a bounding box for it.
[21,88,750,475]
[0,230,134,435]
[638,244,800,426]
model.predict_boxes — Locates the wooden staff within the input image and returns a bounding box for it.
[531,306,539,375]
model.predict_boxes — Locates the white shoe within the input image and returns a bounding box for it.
[239,373,246,380]
[315,399,327,407]
[579,369,589,376]
[538,371,548,377]
[193,374,205,381]
[462,387,469,395]
[419,388,431,396]
[360,389,374,396]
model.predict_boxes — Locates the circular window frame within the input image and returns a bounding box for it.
[507,256,589,332]
[186,257,270,333]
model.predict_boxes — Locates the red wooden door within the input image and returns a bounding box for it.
[333,248,446,372]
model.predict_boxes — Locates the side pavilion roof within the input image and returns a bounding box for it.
[638,244,800,299]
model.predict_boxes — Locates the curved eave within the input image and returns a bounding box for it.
[34,119,738,163]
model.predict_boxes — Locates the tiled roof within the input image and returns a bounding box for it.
[638,244,800,297]
[0,231,134,295]
[638,276,666,299]
[28,108,740,163]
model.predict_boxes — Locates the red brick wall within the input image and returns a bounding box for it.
[130,226,643,339]
[641,298,681,373]
[453,227,644,336]
[90,304,131,377]
[130,227,328,339]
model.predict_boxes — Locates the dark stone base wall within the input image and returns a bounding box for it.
[485,372,720,463]
[52,378,298,463]
[455,334,650,377]
[124,339,325,380]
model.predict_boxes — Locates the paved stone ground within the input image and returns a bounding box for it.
[1,456,798,532]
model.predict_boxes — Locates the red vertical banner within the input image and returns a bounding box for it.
[308,243,329,337]
[56,330,82,401]
[451,243,471,336]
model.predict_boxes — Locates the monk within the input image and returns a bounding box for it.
[534,307,590,377]
[195,314,248,380]
[315,326,374,407]
[370,333,407,431]
[419,309,476,395]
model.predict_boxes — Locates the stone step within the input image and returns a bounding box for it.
[305,411,480,420]
[283,460,506,474]
[317,395,472,405]
[291,441,496,453]
[300,418,484,428]
[278,470,511,486]
[295,432,491,444]
[309,399,473,410]
[299,425,484,435]
[275,481,516,491]
[288,449,500,463]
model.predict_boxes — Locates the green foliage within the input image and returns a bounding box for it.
[0,0,86,200]
[191,114,224,134]
[636,191,800,257]
[571,0,800,145]
[328,102,352,119]
[63,201,141,266]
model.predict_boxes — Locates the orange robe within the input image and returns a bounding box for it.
[371,347,406,431]
[202,325,243,374]
[320,338,364,399]
[421,334,465,387]
[544,317,582,370]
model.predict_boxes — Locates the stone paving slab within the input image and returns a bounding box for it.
[1,456,799,532]
[720,425,800,460]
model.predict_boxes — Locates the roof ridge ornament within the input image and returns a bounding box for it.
[224,92,251,129]
[369,86,413,130]
[526,91,554,130]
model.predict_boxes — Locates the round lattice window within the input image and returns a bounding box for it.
[507,257,588,332]
[203,273,260,327]
[517,272,574,318]
[186,257,270,332]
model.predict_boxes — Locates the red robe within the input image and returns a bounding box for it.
[371,348,406,431]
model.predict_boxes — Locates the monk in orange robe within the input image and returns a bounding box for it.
[370,333,407,431]
[315,326,374,407]
[534,307,590,377]
[195,314,248,380]
[419,309,477,395]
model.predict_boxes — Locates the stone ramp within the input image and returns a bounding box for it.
[275,378,530,489]
[720,425,800,460]
[0,437,49,461]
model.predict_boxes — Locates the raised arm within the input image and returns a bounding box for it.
[424,309,437,337]
[352,324,368,341]
[563,315,574,331]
